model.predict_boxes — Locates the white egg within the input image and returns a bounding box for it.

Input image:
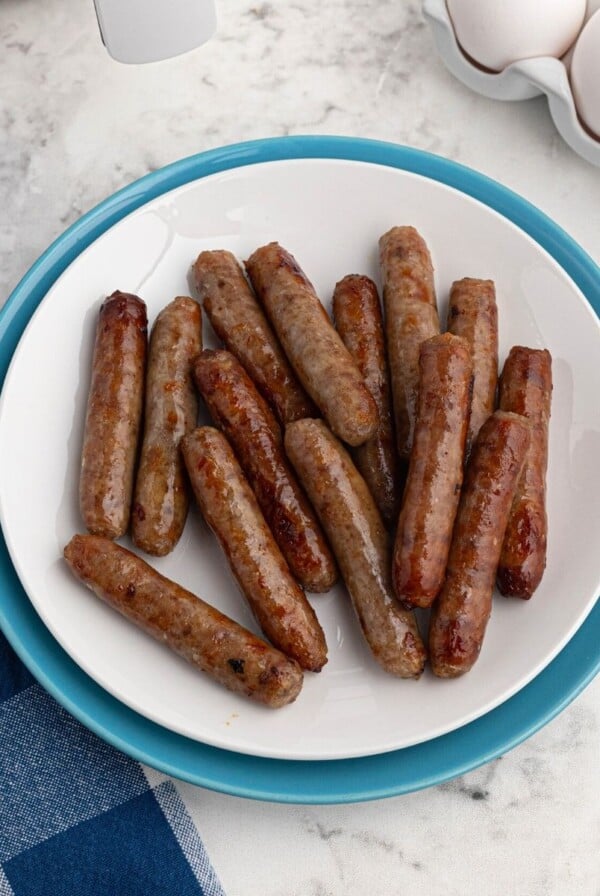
[447,0,587,72]
[571,11,600,139]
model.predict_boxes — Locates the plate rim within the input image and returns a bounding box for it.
[0,135,598,802]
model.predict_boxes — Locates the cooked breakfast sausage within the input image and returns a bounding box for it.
[63,534,303,708]
[193,349,337,592]
[193,249,315,425]
[379,226,440,460]
[393,334,473,609]
[285,418,426,678]
[132,296,202,556]
[79,291,147,539]
[245,243,379,447]
[497,347,553,599]
[447,278,498,453]
[332,274,400,525]
[181,427,328,672]
[429,411,530,678]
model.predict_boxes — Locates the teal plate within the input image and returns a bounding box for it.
[1,136,598,803]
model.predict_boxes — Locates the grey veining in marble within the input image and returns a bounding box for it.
[180,691,599,895]
[1,1,599,894]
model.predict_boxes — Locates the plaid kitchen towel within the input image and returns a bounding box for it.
[0,631,225,896]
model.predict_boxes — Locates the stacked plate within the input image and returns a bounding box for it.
[0,137,598,803]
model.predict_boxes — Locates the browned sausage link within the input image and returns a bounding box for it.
[447,278,498,453]
[429,411,530,677]
[245,243,379,447]
[379,226,440,461]
[63,534,303,708]
[131,297,202,556]
[181,427,328,672]
[193,350,337,593]
[193,250,316,425]
[285,419,426,679]
[332,275,400,525]
[393,334,473,609]
[497,347,552,599]
[79,291,147,539]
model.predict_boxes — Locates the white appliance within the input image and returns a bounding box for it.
[93,0,217,64]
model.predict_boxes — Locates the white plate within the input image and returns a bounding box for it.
[1,157,599,761]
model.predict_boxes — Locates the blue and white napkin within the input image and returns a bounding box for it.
[0,632,225,896]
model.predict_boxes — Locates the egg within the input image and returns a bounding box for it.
[447,0,587,72]
[571,11,600,139]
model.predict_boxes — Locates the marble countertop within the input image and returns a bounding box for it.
[1,0,598,893]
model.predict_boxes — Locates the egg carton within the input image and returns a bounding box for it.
[423,0,600,167]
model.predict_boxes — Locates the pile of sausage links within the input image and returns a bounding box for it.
[64,227,552,708]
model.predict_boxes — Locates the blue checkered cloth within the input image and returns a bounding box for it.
[0,632,225,896]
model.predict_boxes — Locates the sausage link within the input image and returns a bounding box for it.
[285,419,426,678]
[193,350,337,593]
[379,226,440,460]
[63,534,303,708]
[497,347,552,599]
[429,411,530,677]
[181,427,328,672]
[393,334,473,609]
[245,243,379,447]
[193,250,316,425]
[332,275,400,524]
[132,296,202,556]
[447,278,498,453]
[79,291,147,538]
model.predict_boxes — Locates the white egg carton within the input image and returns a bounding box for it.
[423,0,600,167]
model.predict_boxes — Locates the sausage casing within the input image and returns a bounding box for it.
[285,418,426,678]
[497,347,552,599]
[193,249,315,425]
[181,427,328,672]
[379,226,440,460]
[332,274,400,525]
[193,349,337,593]
[447,278,498,453]
[63,534,303,708]
[132,296,202,556]
[79,291,147,539]
[393,334,473,609]
[429,411,530,677]
[246,243,379,447]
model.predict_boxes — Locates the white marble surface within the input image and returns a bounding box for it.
[1,0,599,893]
